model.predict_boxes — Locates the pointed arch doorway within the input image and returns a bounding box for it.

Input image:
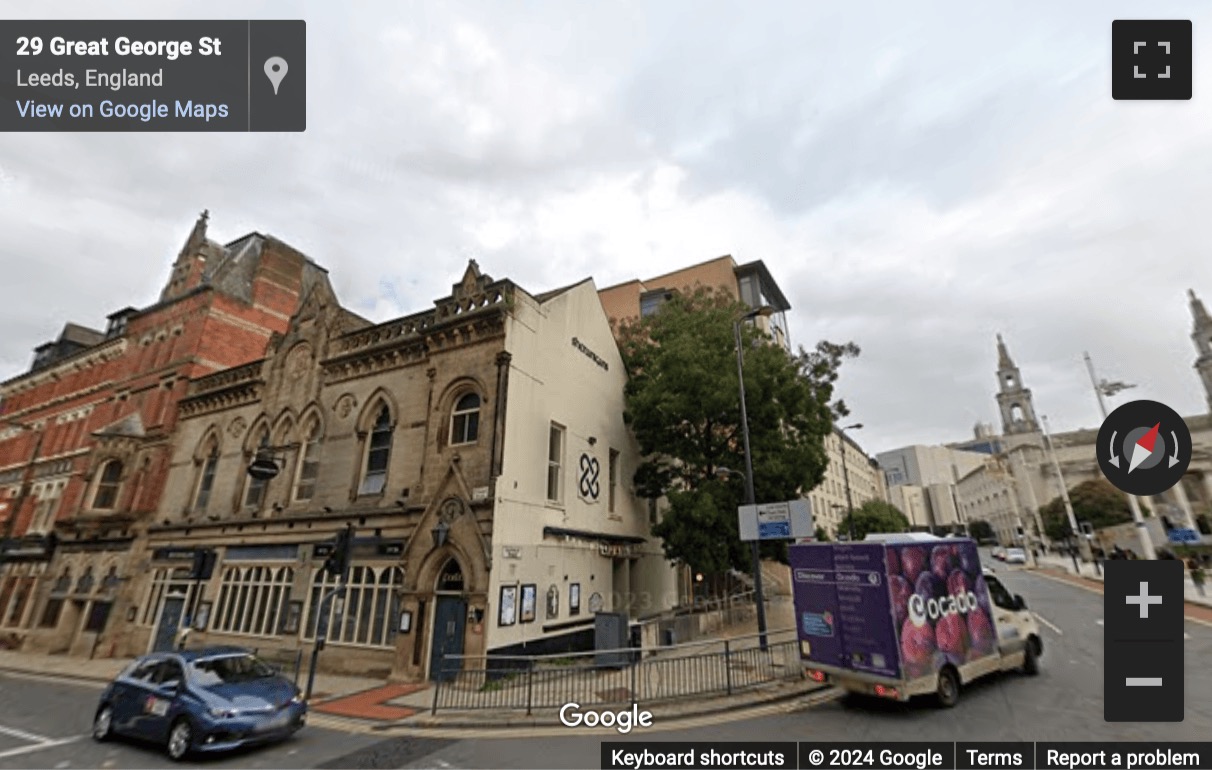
[429,558,467,682]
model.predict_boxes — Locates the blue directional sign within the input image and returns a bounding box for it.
[758,521,792,539]
[1167,528,1201,544]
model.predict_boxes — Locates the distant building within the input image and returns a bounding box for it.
[876,444,986,532]
[597,255,792,350]
[808,429,887,539]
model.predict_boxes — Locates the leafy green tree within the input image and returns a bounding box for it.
[618,288,858,574]
[814,526,831,542]
[1039,478,1137,542]
[838,500,910,541]
[968,520,995,542]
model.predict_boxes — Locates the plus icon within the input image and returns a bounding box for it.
[1126,581,1163,619]
[1112,20,1192,100]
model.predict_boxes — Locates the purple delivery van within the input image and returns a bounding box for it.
[790,536,1042,707]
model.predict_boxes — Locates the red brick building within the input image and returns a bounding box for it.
[0,211,339,656]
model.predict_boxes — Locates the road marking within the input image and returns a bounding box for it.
[1033,613,1063,636]
[0,723,54,744]
[0,735,80,760]
[1031,570,1212,630]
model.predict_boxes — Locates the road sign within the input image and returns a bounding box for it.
[738,499,813,541]
[1167,528,1201,544]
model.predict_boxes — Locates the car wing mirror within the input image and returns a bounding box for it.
[159,680,182,696]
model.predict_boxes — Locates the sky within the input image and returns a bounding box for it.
[3,0,1212,455]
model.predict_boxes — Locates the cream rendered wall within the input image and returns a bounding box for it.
[487,282,676,651]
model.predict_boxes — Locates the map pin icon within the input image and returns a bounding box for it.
[264,57,288,95]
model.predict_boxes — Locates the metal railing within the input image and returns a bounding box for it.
[432,627,802,715]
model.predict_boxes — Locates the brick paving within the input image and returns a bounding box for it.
[312,683,427,721]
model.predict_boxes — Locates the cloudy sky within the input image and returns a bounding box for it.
[3,0,1211,454]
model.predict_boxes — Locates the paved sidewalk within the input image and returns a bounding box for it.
[0,647,385,702]
[0,596,810,728]
[1028,552,1212,609]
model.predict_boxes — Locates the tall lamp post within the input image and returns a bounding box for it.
[1041,416,1087,569]
[732,305,772,651]
[838,423,863,539]
[1083,353,1156,560]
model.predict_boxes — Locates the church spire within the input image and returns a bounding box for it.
[179,209,209,258]
[996,333,1014,369]
[995,333,1039,435]
[1191,289,1212,413]
[1191,289,1210,325]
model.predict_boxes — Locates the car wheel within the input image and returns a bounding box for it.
[935,667,960,708]
[92,705,114,742]
[1022,638,1040,676]
[166,718,193,762]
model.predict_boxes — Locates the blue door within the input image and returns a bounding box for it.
[429,597,466,682]
[153,596,185,652]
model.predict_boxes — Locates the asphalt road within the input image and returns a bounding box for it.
[1,564,1208,769]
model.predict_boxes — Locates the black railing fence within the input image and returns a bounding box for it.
[432,627,802,715]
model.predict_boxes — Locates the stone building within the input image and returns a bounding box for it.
[807,429,887,539]
[115,262,676,681]
[0,212,326,656]
[952,296,1212,547]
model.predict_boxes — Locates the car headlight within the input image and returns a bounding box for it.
[209,707,235,718]
[291,691,304,704]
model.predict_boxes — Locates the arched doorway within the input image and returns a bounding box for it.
[429,558,467,681]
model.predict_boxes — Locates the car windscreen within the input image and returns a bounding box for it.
[188,654,276,687]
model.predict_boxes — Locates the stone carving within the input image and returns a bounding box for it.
[227,416,247,439]
[334,393,357,419]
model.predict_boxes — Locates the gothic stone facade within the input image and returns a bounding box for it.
[0,213,329,657]
[117,263,676,681]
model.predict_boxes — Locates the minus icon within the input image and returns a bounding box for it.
[1126,677,1163,686]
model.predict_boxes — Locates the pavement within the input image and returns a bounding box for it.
[4,565,1207,768]
[1026,551,1212,608]
[0,594,811,731]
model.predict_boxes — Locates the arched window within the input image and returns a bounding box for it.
[92,460,123,510]
[193,444,220,512]
[244,429,271,508]
[449,393,480,446]
[294,418,322,502]
[358,405,392,496]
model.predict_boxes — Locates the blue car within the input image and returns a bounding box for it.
[92,646,307,761]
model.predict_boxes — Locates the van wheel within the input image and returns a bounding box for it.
[1022,638,1040,676]
[935,667,960,708]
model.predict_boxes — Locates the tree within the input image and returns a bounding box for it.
[838,500,910,541]
[968,520,995,542]
[618,288,859,574]
[814,526,831,542]
[1039,478,1136,542]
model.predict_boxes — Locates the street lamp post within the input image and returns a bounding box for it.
[733,306,772,652]
[838,423,863,539]
[1083,353,1156,560]
[1041,416,1087,569]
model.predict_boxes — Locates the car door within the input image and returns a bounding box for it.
[132,658,185,741]
[110,658,161,735]
[985,575,1026,653]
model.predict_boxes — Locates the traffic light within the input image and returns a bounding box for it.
[324,525,354,580]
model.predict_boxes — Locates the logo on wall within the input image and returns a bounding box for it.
[578,453,600,502]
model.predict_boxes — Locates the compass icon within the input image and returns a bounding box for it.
[1097,399,1192,496]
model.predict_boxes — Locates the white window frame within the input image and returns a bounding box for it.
[293,419,322,502]
[449,393,480,446]
[193,446,219,512]
[358,406,393,497]
[212,565,294,637]
[304,565,403,648]
[92,460,123,510]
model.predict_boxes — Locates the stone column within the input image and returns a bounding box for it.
[1173,479,1198,531]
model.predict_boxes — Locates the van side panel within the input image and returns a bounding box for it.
[885,538,999,681]
[790,543,900,679]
